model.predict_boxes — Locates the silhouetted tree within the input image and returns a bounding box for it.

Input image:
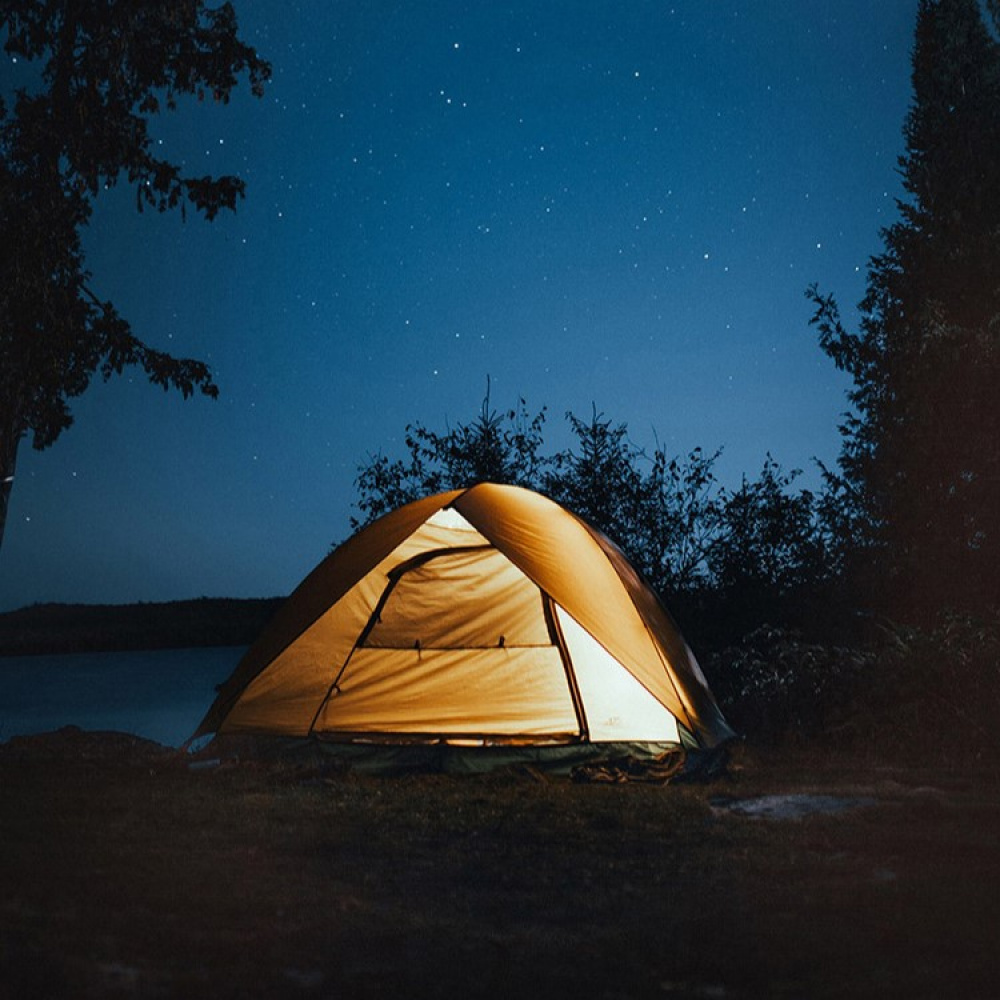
[546,410,724,598]
[546,408,646,557]
[355,399,729,603]
[706,457,833,642]
[629,444,723,598]
[808,0,1000,618]
[352,389,550,528]
[0,2,270,550]
[711,460,823,595]
[353,396,838,653]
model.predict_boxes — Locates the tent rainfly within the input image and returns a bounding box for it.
[193,483,734,752]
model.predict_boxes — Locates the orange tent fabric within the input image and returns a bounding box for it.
[194,484,733,748]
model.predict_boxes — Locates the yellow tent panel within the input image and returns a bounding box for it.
[194,484,733,749]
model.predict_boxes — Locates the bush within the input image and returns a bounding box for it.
[709,611,1000,762]
[859,610,1000,761]
[708,626,873,745]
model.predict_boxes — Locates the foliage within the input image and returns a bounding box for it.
[352,395,838,651]
[630,444,722,598]
[858,609,1000,760]
[707,609,1000,756]
[710,459,823,595]
[545,408,647,559]
[352,390,550,529]
[707,626,873,745]
[807,0,1000,618]
[0,1,270,548]
[699,458,840,643]
[544,409,724,598]
[353,397,732,598]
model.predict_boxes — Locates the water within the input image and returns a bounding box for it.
[0,646,246,748]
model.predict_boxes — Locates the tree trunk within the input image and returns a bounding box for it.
[0,419,22,556]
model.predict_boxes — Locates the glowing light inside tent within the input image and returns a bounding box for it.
[554,604,679,743]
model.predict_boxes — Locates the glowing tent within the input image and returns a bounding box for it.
[194,483,733,752]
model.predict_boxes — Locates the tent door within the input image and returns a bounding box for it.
[543,594,589,741]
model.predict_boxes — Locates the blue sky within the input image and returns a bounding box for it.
[1,1,919,610]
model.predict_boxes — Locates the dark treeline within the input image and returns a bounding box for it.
[351,392,1000,756]
[353,395,841,657]
[353,0,1000,757]
[0,598,283,655]
[807,0,1000,624]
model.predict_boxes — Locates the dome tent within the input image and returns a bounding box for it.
[193,484,733,766]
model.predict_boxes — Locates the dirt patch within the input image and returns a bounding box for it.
[1,732,998,998]
[709,793,879,820]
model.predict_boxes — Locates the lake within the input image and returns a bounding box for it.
[0,646,246,748]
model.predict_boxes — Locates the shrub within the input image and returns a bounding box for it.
[708,626,873,745]
[860,610,1000,762]
[710,611,1000,762]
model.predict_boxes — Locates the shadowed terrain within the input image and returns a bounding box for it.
[0,599,282,655]
[1,730,997,999]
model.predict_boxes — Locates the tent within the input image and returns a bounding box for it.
[193,484,733,757]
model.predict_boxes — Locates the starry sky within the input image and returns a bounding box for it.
[1,1,920,611]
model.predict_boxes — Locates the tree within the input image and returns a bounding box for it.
[546,409,723,598]
[706,457,833,642]
[353,397,727,602]
[628,443,723,599]
[351,387,550,529]
[0,1,270,550]
[710,459,823,597]
[352,396,836,651]
[808,0,1000,618]
[546,408,646,558]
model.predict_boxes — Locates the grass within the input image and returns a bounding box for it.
[1,732,998,999]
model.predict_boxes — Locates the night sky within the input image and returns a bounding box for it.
[1,1,919,611]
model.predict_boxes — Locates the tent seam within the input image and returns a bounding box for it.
[572,514,702,740]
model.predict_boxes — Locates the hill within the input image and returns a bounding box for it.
[0,597,284,655]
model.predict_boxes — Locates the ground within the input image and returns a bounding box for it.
[1,730,998,999]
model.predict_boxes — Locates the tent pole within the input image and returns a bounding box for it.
[543,595,589,741]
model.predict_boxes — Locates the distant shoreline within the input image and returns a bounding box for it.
[0,597,284,656]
